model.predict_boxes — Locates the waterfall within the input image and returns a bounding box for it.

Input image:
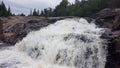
[0,18,107,68]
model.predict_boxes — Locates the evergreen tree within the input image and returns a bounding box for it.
[0,1,7,16]
[54,0,69,16]
[1,1,7,16]
[33,9,39,16]
[40,10,44,16]
[18,13,25,16]
[7,6,12,16]
[0,1,12,17]
[73,0,83,16]
[35,0,120,17]
[45,8,53,17]
[43,8,48,17]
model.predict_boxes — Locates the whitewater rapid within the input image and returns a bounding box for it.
[0,18,107,68]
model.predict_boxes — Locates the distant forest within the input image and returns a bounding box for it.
[1,0,120,17]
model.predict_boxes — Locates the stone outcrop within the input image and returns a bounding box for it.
[92,8,120,68]
[3,23,27,44]
[0,16,69,44]
[0,16,48,44]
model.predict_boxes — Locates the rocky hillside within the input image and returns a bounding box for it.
[92,8,120,68]
[0,16,70,44]
[0,16,47,44]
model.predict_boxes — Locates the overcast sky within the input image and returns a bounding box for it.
[0,0,77,15]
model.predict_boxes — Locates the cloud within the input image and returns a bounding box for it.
[0,0,75,15]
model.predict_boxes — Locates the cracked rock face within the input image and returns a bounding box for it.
[0,16,66,44]
[92,8,120,68]
[0,16,48,44]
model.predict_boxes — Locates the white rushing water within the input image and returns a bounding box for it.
[0,18,107,68]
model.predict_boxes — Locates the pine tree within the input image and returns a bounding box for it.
[0,1,12,16]
[30,0,120,17]
[54,0,69,16]
[43,8,48,17]
[73,0,83,16]
[7,6,12,16]
[33,9,38,16]
[1,1,7,16]
[18,13,25,16]
[40,10,44,16]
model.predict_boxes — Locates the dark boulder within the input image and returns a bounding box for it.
[48,19,58,23]
[83,17,94,23]
[0,43,12,50]
[27,20,39,24]
[100,29,112,40]
[27,20,49,30]
[0,40,3,43]
[47,17,65,23]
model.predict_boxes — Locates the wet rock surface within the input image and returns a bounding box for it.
[92,8,120,68]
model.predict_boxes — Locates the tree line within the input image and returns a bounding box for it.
[0,1,12,17]
[39,0,120,17]
[1,0,120,17]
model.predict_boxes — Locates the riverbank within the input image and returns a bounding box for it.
[92,8,120,68]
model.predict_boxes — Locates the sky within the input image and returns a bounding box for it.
[0,0,77,15]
